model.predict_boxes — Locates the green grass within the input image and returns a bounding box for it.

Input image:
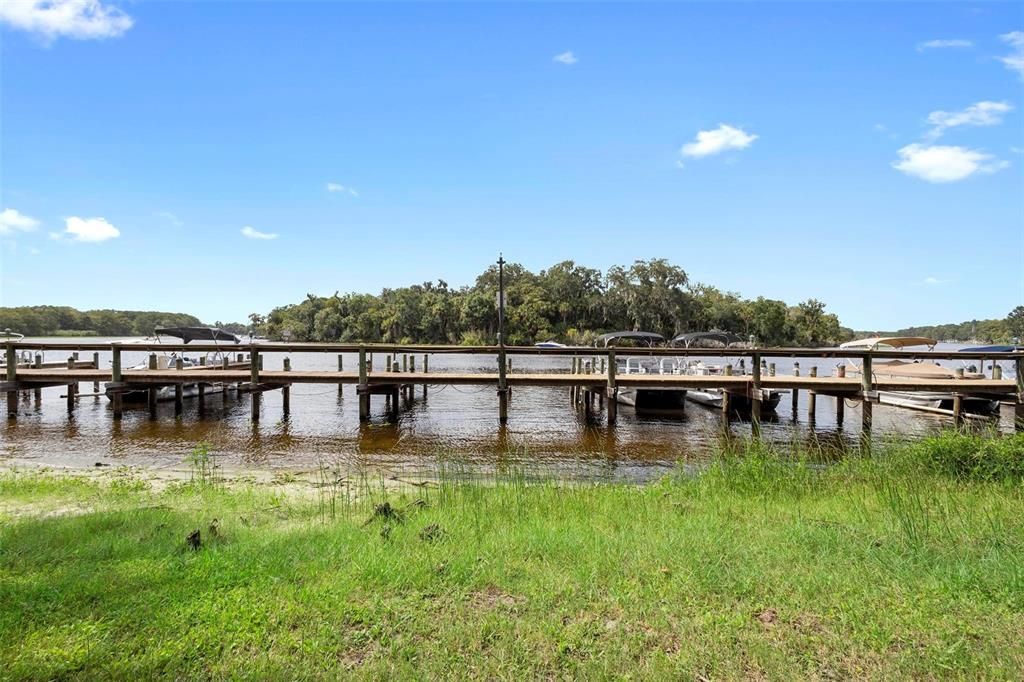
[1,433,1023,679]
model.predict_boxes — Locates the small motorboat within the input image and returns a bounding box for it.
[105,327,242,404]
[672,331,786,412]
[596,331,687,409]
[534,341,567,348]
[839,337,999,415]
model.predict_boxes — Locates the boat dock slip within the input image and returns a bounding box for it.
[4,341,1023,435]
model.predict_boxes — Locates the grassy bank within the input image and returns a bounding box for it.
[2,433,1023,679]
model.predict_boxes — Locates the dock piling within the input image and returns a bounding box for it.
[5,343,15,418]
[148,354,158,418]
[807,366,817,421]
[606,350,617,425]
[66,356,76,413]
[751,352,762,435]
[282,357,291,416]
[423,354,429,398]
[861,353,873,440]
[111,343,123,420]
[358,346,369,421]
[249,349,260,423]
[174,357,184,416]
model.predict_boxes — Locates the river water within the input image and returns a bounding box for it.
[1,338,1017,482]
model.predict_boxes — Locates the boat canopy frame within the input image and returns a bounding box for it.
[839,336,937,350]
[671,330,744,348]
[594,331,665,348]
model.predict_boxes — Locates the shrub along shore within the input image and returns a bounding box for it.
[1,432,1022,679]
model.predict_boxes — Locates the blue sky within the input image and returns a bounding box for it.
[1,1,1022,331]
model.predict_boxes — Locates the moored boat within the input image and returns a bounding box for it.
[105,327,243,404]
[839,336,999,415]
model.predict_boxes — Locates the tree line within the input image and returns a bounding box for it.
[254,259,852,347]
[863,307,1024,344]
[0,306,203,337]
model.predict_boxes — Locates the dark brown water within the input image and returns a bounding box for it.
[1,338,1016,482]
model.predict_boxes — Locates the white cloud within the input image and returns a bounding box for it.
[155,211,183,227]
[241,225,278,240]
[925,100,1013,138]
[0,0,133,43]
[326,182,358,197]
[916,39,973,52]
[28,247,41,256]
[680,124,758,158]
[998,31,1024,79]
[64,216,120,242]
[892,144,1008,183]
[0,208,40,235]
[922,276,944,285]
[553,51,577,65]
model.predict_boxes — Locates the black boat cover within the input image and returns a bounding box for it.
[594,331,665,347]
[958,345,1024,353]
[154,327,241,344]
[672,330,744,348]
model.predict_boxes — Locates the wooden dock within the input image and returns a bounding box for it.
[4,341,1022,435]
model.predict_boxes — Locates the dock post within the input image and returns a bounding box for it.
[358,346,369,422]
[606,350,617,425]
[750,352,762,436]
[174,357,184,416]
[197,356,206,409]
[807,366,817,421]
[498,350,509,425]
[92,352,100,395]
[338,354,344,398]
[66,356,77,413]
[769,362,776,377]
[570,357,577,403]
[147,354,158,418]
[111,343,123,420]
[423,354,429,399]
[952,394,964,428]
[5,343,16,418]
[249,349,260,423]
[791,362,800,420]
[722,364,733,416]
[33,353,42,403]
[408,355,416,401]
[861,353,873,442]
[835,365,845,426]
[282,357,291,416]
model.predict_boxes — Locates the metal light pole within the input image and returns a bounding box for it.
[497,254,509,424]
[497,255,506,347]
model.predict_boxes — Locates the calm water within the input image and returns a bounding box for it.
[1,338,1017,482]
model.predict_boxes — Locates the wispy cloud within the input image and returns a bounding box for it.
[921,276,947,286]
[925,100,1013,139]
[63,216,120,242]
[155,211,183,227]
[916,39,973,52]
[680,124,758,160]
[326,182,358,197]
[0,0,133,43]
[552,51,577,65]
[0,208,40,235]
[998,31,1024,79]
[892,144,1008,183]
[241,225,278,240]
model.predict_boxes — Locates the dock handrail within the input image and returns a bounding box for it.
[4,339,1023,361]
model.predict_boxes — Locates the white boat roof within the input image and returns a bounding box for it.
[839,336,937,350]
